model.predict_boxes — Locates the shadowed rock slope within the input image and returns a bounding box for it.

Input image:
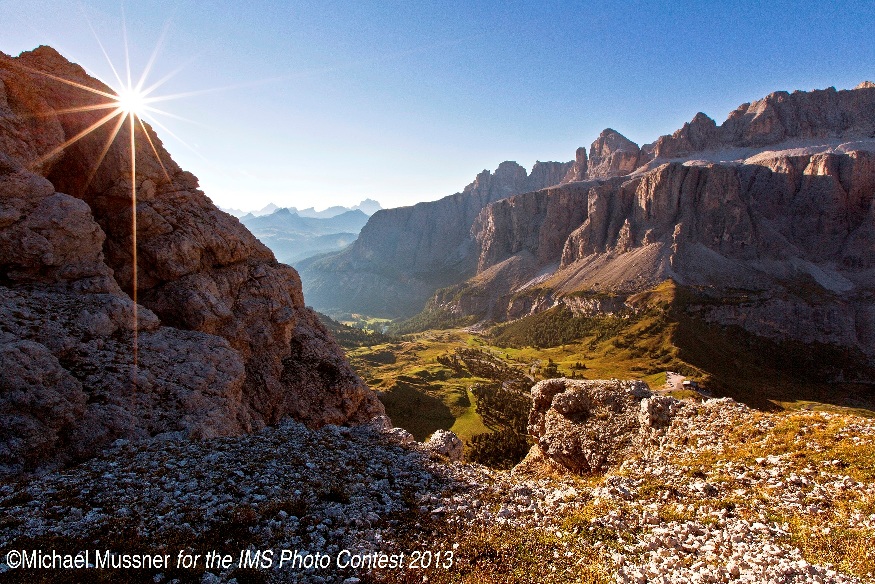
[0,46,383,476]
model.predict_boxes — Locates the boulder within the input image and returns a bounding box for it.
[424,429,463,462]
[523,378,688,474]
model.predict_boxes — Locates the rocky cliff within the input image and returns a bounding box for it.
[298,160,573,318]
[0,46,383,475]
[301,83,875,327]
[429,84,875,363]
[649,83,875,159]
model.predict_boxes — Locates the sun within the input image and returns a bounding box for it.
[114,85,148,117]
[14,24,197,376]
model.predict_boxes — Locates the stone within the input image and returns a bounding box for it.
[383,427,416,445]
[424,429,463,462]
[0,46,383,475]
[525,378,658,474]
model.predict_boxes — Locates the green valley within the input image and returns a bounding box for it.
[321,280,875,469]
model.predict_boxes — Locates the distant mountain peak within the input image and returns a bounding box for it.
[233,199,382,219]
[352,198,382,215]
[256,203,280,216]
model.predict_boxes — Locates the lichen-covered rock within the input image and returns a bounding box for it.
[0,46,383,475]
[424,429,463,462]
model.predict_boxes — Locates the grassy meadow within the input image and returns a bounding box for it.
[323,280,875,466]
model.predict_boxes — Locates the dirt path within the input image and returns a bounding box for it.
[664,371,686,391]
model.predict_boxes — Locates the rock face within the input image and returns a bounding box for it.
[427,84,875,363]
[586,129,642,179]
[0,46,383,475]
[299,159,572,318]
[524,378,664,474]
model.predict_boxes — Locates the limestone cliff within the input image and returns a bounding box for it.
[298,159,572,318]
[0,46,383,475]
[429,84,875,362]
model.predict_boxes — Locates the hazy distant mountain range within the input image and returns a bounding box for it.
[221,198,382,219]
[216,199,381,264]
[238,207,372,264]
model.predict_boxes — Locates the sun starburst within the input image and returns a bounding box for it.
[14,22,196,378]
[115,85,148,116]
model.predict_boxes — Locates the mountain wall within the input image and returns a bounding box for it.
[299,160,572,318]
[0,46,383,475]
[430,84,875,359]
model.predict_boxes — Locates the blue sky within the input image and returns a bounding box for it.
[2,0,874,211]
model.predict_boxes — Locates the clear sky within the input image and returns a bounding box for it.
[2,0,874,212]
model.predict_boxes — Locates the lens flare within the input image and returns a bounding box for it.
[16,22,195,385]
[115,86,147,116]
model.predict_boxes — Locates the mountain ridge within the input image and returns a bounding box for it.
[222,198,382,219]
[301,82,875,326]
[239,207,370,264]
[414,84,875,391]
[299,159,573,317]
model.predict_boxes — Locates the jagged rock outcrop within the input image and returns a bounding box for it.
[0,46,383,475]
[560,147,589,183]
[651,85,875,159]
[561,130,643,183]
[586,129,642,179]
[521,378,687,474]
[648,112,719,160]
[299,159,572,318]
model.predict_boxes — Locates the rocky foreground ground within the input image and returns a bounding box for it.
[0,397,873,584]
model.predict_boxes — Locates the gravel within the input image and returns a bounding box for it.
[0,400,872,584]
